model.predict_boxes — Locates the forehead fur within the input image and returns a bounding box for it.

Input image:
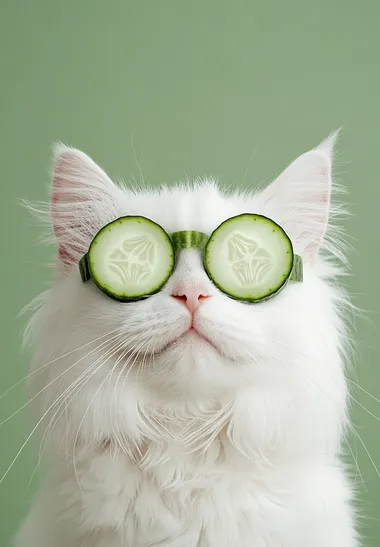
[117,180,258,236]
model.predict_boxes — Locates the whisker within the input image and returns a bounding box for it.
[344,435,366,490]
[35,334,127,454]
[2,335,126,487]
[24,355,107,493]
[351,426,380,479]
[0,333,123,429]
[131,133,146,188]
[273,340,380,419]
[0,360,106,486]
[252,344,370,487]
[109,335,151,456]
[72,338,132,490]
[0,328,121,401]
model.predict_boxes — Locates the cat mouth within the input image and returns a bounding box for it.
[154,327,221,355]
[118,327,221,361]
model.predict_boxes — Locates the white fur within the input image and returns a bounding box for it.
[14,135,359,546]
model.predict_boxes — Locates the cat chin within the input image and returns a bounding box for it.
[113,329,223,384]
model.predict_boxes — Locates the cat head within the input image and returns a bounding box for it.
[27,134,349,457]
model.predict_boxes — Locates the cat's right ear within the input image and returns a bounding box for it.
[51,144,120,268]
[256,133,338,264]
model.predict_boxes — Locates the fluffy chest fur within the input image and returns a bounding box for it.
[34,433,355,547]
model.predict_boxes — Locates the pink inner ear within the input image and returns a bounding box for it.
[51,153,87,267]
[51,188,81,267]
[259,147,333,263]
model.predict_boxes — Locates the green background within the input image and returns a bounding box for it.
[0,1,379,545]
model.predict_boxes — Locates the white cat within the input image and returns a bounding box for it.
[14,134,359,546]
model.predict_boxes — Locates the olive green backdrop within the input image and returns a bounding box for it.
[1,0,379,545]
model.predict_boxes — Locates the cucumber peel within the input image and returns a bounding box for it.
[171,230,209,253]
[290,254,303,283]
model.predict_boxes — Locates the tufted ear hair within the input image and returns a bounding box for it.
[51,144,123,268]
[258,132,338,263]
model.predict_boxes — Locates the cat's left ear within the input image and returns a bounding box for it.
[258,132,338,263]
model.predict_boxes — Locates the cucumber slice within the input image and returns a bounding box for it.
[204,214,297,302]
[81,216,175,301]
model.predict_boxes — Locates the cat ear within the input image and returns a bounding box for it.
[51,144,120,268]
[258,132,338,263]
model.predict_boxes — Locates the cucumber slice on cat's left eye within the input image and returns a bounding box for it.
[204,213,301,302]
[80,216,175,301]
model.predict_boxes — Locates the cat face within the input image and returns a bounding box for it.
[37,135,345,410]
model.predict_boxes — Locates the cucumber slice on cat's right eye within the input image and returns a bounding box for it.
[80,216,175,301]
[204,213,301,302]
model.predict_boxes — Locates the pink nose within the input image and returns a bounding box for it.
[171,282,210,314]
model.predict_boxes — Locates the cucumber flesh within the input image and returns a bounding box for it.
[86,216,175,301]
[204,214,295,302]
